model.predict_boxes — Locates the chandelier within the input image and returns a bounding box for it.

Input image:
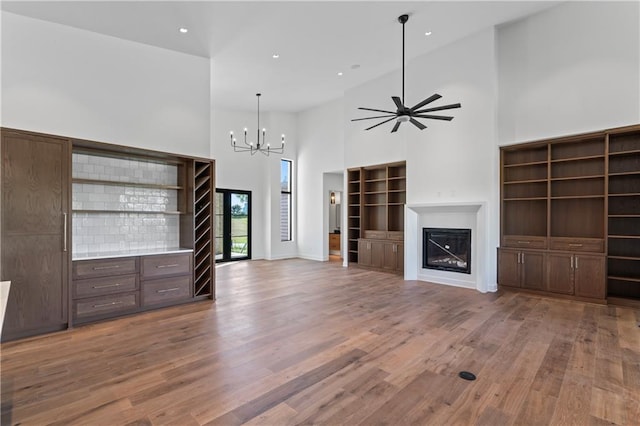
[230,93,285,156]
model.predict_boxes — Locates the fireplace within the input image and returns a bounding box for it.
[423,228,471,274]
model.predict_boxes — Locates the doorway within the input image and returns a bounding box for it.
[215,189,251,262]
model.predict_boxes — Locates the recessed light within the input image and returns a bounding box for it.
[272,53,280,59]
[337,72,343,76]
[425,31,432,36]
[179,28,188,34]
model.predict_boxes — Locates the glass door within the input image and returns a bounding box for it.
[216,189,251,262]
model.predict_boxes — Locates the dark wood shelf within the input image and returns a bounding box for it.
[503,160,548,168]
[72,178,183,190]
[608,275,640,283]
[550,174,604,181]
[608,255,640,261]
[609,214,640,218]
[550,154,604,163]
[550,195,604,200]
[608,193,640,197]
[72,209,183,215]
[503,178,548,185]
[504,197,548,201]
[608,171,640,177]
[609,149,640,156]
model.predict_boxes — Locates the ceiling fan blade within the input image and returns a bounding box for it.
[414,103,462,114]
[391,121,401,133]
[392,96,405,111]
[351,114,396,122]
[358,107,396,114]
[414,114,454,121]
[410,94,442,111]
[365,117,397,131]
[409,118,427,130]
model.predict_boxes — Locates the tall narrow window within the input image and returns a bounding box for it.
[281,159,292,241]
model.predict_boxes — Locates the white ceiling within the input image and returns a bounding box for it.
[2,1,560,113]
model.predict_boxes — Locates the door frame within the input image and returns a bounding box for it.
[216,188,252,263]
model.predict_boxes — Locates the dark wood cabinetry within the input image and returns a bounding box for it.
[498,248,546,291]
[348,162,405,274]
[1,128,216,340]
[72,257,140,322]
[1,129,71,340]
[499,124,640,304]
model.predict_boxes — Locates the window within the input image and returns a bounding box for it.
[280,159,292,241]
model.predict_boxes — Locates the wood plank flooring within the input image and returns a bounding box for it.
[1,258,639,425]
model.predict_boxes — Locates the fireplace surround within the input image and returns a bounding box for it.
[405,202,495,293]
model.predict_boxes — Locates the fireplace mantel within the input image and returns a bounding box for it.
[405,202,494,293]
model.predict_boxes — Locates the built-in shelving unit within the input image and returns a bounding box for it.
[606,128,640,303]
[193,161,214,298]
[348,161,405,273]
[347,169,361,264]
[499,124,640,305]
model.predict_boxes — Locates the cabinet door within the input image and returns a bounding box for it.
[396,243,404,273]
[498,249,521,288]
[371,241,385,269]
[574,254,605,299]
[521,251,546,290]
[358,240,372,267]
[382,242,397,271]
[547,253,574,294]
[1,131,70,340]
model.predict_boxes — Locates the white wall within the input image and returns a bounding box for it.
[1,12,210,158]
[343,28,499,289]
[211,107,297,260]
[498,1,640,144]
[297,1,640,292]
[296,97,345,261]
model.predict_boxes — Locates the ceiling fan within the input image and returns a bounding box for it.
[352,14,461,133]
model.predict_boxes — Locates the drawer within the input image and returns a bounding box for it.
[73,257,138,279]
[141,253,192,279]
[142,275,192,306]
[387,231,404,241]
[549,238,604,253]
[73,274,139,299]
[502,236,547,249]
[74,292,139,320]
[363,230,387,239]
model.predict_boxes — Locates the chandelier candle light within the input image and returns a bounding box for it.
[230,93,285,156]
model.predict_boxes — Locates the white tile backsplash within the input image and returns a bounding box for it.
[72,153,182,256]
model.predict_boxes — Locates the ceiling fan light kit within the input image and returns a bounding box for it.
[230,93,285,156]
[352,14,461,133]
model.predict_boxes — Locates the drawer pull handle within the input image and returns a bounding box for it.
[157,287,180,293]
[93,265,121,270]
[93,301,124,308]
[569,244,583,247]
[157,264,179,269]
[517,241,530,244]
[93,283,121,289]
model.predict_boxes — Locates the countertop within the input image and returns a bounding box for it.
[73,247,193,261]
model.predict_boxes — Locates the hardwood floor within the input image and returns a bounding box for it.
[1,259,639,425]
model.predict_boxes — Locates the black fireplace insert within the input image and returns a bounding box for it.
[423,228,471,274]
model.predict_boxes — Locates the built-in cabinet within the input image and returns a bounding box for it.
[1,129,71,340]
[1,128,216,341]
[348,161,405,273]
[499,124,640,304]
